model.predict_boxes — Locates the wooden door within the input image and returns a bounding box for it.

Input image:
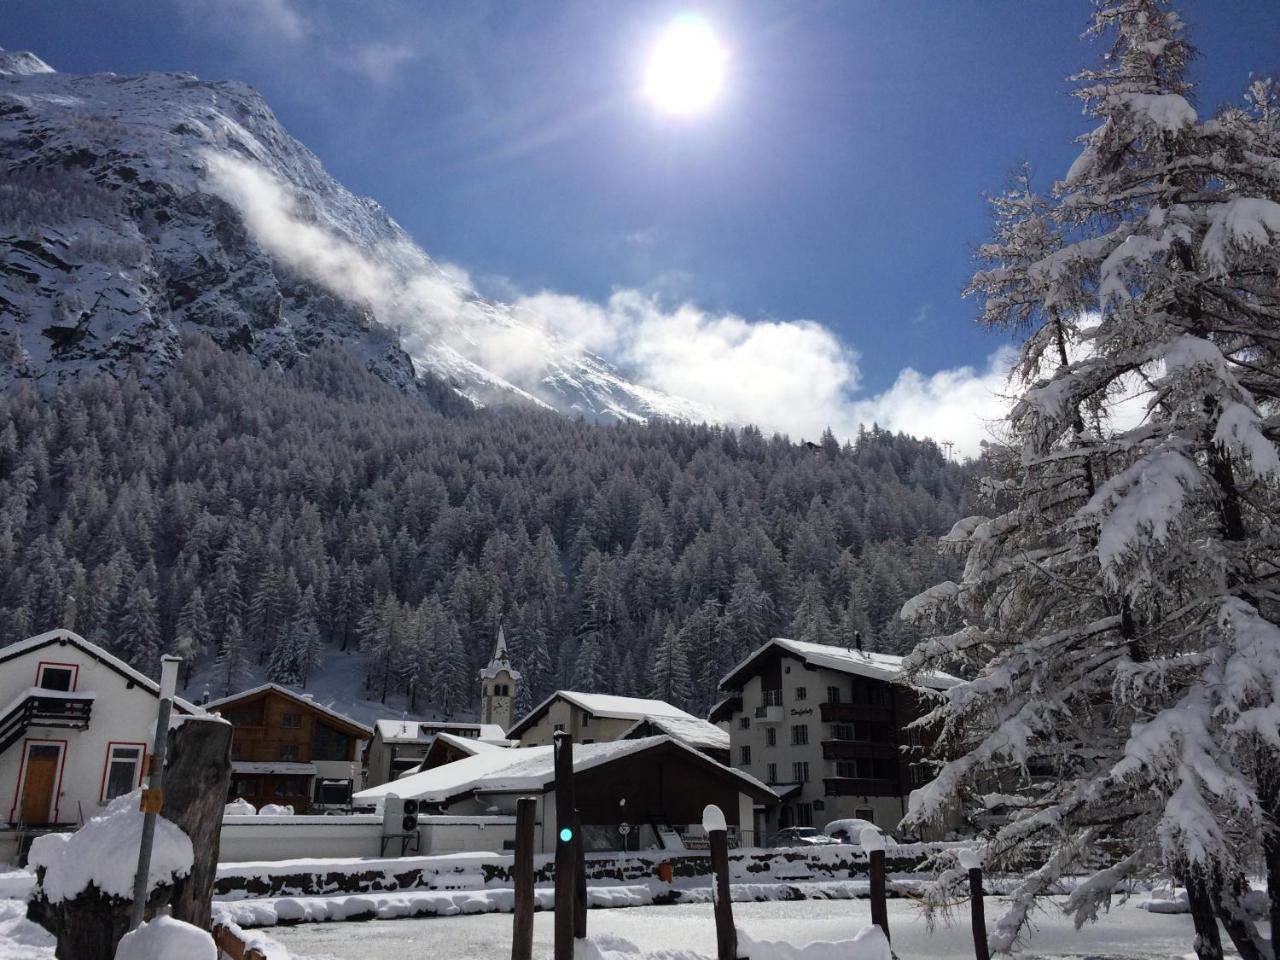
[20,745,59,824]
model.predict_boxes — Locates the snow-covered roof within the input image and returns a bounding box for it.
[621,715,730,753]
[232,761,317,776]
[373,719,508,744]
[720,638,960,692]
[506,690,698,739]
[206,683,372,737]
[0,629,200,714]
[355,735,775,806]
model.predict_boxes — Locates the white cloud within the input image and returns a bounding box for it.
[204,150,1017,458]
[179,0,312,46]
[348,41,415,86]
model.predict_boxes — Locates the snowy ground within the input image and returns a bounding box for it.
[269,897,1232,960]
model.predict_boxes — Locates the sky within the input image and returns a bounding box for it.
[6,1,1280,453]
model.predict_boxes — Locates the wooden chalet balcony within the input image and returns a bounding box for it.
[0,688,95,754]
[820,739,899,761]
[819,702,892,723]
[822,776,900,798]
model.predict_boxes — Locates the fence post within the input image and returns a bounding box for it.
[704,805,738,960]
[511,797,536,960]
[862,828,889,943]
[553,732,576,960]
[968,866,990,960]
[573,810,587,939]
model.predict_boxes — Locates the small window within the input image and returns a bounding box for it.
[280,744,299,761]
[766,728,777,747]
[790,724,808,746]
[826,686,841,704]
[792,761,809,783]
[274,777,306,797]
[738,717,750,730]
[553,723,566,732]
[794,686,807,701]
[855,807,876,823]
[740,745,752,765]
[38,665,75,692]
[833,723,853,740]
[582,713,591,727]
[233,776,260,795]
[796,802,813,827]
[103,745,143,802]
[282,713,303,729]
[582,738,595,744]
[766,762,778,784]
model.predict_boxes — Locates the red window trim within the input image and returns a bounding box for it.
[8,738,69,825]
[35,661,80,692]
[98,740,149,804]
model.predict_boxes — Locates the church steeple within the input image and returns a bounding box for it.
[479,625,519,731]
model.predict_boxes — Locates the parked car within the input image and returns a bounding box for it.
[822,818,884,845]
[767,826,839,847]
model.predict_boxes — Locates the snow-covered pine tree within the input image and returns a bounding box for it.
[215,614,251,698]
[901,3,1280,957]
[649,623,694,708]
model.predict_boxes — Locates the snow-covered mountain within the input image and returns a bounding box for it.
[0,48,714,424]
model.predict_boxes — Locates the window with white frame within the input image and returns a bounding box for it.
[103,745,143,802]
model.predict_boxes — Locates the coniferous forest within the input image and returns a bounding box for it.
[0,336,972,716]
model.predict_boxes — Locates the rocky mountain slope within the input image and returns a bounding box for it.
[0,48,713,424]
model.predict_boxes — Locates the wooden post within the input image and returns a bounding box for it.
[511,797,536,960]
[968,867,990,960]
[705,805,738,960]
[573,810,588,938]
[869,848,890,943]
[553,731,576,960]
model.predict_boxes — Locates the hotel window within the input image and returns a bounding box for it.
[796,803,814,827]
[766,728,776,747]
[833,724,853,741]
[792,761,810,783]
[739,717,750,730]
[826,686,842,704]
[766,762,778,783]
[794,686,807,701]
[740,745,752,765]
[790,724,808,746]
[103,745,143,802]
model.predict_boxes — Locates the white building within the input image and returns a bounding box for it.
[0,629,196,846]
[711,637,957,839]
[364,718,510,787]
[508,690,728,760]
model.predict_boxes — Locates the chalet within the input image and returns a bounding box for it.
[713,637,958,840]
[354,735,776,852]
[508,690,729,760]
[0,629,196,841]
[365,719,510,787]
[206,683,371,813]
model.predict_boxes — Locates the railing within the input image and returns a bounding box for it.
[0,689,94,755]
[822,776,901,798]
[761,689,783,707]
[820,739,900,761]
[819,702,892,723]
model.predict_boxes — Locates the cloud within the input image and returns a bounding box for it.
[204,150,1017,457]
[177,0,311,46]
[348,41,415,86]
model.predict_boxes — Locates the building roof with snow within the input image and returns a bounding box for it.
[355,735,774,807]
[206,682,372,739]
[506,690,698,740]
[373,718,508,745]
[621,714,730,755]
[718,637,960,693]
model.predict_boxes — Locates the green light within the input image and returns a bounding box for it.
[559,827,574,843]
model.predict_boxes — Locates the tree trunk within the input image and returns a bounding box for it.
[1211,872,1270,960]
[162,715,233,931]
[1184,866,1225,960]
[28,885,171,960]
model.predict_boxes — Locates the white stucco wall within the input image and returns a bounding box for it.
[0,639,167,827]
[217,814,518,862]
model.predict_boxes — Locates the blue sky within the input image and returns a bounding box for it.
[7,1,1280,448]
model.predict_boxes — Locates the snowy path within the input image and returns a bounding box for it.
[271,897,1219,960]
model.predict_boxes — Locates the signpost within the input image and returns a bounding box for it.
[128,655,181,931]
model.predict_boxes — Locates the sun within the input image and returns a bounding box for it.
[643,14,728,116]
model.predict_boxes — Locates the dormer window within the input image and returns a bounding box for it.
[37,664,76,692]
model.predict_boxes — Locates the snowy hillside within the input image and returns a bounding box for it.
[0,49,713,424]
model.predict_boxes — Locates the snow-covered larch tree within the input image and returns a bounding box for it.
[901,3,1280,958]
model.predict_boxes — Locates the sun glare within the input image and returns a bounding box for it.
[644,14,728,116]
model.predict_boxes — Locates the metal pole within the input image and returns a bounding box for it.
[129,655,181,931]
[553,731,576,960]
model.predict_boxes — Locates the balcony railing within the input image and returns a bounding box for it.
[819,702,892,723]
[0,688,95,755]
[820,739,900,761]
[822,776,901,798]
